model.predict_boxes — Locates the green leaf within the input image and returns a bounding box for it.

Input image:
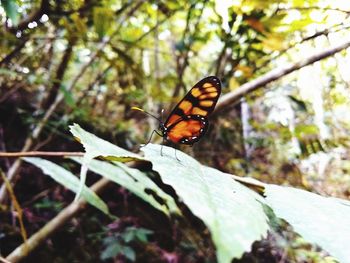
[68,124,145,211]
[122,246,136,261]
[1,0,19,26]
[101,242,121,260]
[69,124,142,162]
[23,157,109,215]
[122,227,152,243]
[265,185,350,263]
[122,228,135,243]
[74,154,90,202]
[93,7,114,39]
[60,84,75,107]
[295,124,319,138]
[0,68,19,77]
[33,198,63,211]
[71,157,180,216]
[135,228,153,243]
[70,13,87,37]
[142,144,269,263]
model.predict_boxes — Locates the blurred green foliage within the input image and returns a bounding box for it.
[100,226,153,261]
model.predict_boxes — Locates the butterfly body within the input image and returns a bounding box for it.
[159,76,221,146]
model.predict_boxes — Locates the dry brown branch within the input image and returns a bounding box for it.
[0,38,29,66]
[5,178,110,263]
[0,84,22,104]
[42,40,76,109]
[214,38,350,114]
[0,152,84,157]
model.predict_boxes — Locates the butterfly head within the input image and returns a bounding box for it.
[157,109,165,134]
[158,122,167,137]
[132,106,167,138]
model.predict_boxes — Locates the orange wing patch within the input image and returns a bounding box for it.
[199,100,213,107]
[165,76,221,128]
[166,115,208,145]
[192,107,207,116]
[191,87,202,97]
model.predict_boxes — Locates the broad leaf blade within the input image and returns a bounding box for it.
[265,185,350,263]
[71,157,180,216]
[23,157,109,215]
[69,124,142,205]
[142,144,269,263]
[69,123,142,162]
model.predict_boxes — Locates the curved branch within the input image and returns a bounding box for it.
[277,6,350,15]
[0,38,29,66]
[257,23,350,72]
[42,40,75,109]
[214,38,350,114]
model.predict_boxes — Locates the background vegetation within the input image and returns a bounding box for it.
[1,0,350,262]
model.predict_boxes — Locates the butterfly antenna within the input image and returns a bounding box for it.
[131,107,162,122]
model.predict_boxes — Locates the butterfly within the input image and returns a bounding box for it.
[133,76,221,155]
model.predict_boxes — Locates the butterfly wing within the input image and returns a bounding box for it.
[164,76,221,127]
[166,115,209,145]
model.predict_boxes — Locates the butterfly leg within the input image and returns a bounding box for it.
[144,130,155,146]
[155,130,163,137]
[144,129,162,146]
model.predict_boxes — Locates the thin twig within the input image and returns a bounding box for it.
[21,188,51,207]
[42,38,76,109]
[0,152,84,157]
[0,38,29,66]
[0,127,11,170]
[0,170,28,255]
[258,22,350,72]
[277,6,350,14]
[0,84,23,104]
